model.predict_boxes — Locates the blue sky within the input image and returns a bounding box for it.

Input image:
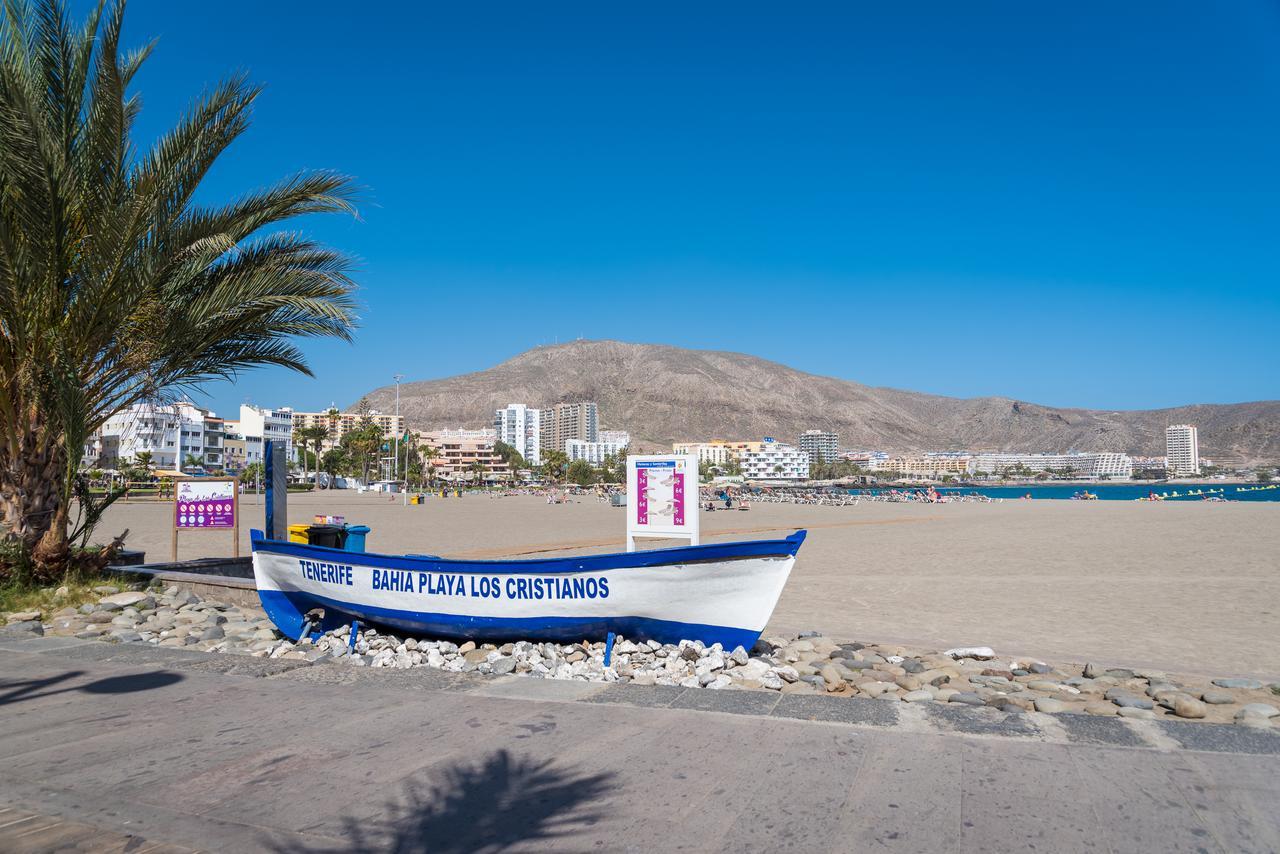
[110,1,1279,415]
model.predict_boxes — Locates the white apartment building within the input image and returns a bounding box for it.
[1165,425,1200,475]
[739,439,810,481]
[968,452,1132,480]
[98,405,179,470]
[674,443,733,466]
[840,450,888,469]
[494,404,542,465]
[798,430,840,463]
[221,422,263,472]
[672,441,760,467]
[417,428,497,443]
[598,430,631,448]
[96,402,225,471]
[565,437,629,466]
[237,404,294,462]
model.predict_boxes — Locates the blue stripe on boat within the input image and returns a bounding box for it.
[257,588,762,651]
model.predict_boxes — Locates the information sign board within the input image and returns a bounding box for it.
[171,476,240,561]
[175,479,236,529]
[625,454,699,551]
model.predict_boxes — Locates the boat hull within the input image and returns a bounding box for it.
[250,530,805,650]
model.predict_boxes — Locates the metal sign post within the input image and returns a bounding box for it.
[265,439,288,540]
[625,454,700,552]
[171,476,240,561]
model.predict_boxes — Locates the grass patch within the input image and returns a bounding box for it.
[0,575,115,617]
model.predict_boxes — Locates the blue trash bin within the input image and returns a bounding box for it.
[343,524,371,553]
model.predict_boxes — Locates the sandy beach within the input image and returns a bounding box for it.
[97,491,1280,679]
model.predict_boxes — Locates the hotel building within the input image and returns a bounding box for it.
[1165,425,1200,475]
[565,433,630,465]
[798,430,840,463]
[493,403,542,465]
[967,452,1132,480]
[539,401,598,454]
[95,402,226,472]
[236,404,294,463]
[417,430,509,481]
[872,454,972,478]
[739,439,810,481]
[673,442,730,465]
[291,409,406,452]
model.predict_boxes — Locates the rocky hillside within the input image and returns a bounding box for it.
[353,341,1280,463]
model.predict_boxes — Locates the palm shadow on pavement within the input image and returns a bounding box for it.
[0,670,182,707]
[272,749,615,854]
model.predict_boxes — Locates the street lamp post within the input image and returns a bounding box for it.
[393,373,404,481]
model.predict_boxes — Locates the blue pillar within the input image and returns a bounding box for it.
[603,631,617,667]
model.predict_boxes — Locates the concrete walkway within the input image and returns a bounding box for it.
[0,636,1277,853]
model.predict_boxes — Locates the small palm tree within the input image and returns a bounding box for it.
[541,450,568,484]
[295,424,328,486]
[421,446,440,486]
[133,451,154,475]
[0,0,358,570]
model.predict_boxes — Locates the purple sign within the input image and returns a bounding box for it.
[175,480,236,529]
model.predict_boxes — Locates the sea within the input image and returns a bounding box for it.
[860,483,1280,502]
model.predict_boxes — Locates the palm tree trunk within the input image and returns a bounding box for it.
[1,428,69,569]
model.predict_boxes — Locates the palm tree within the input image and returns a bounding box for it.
[541,450,568,484]
[0,1,359,571]
[421,446,440,487]
[132,451,154,473]
[294,424,327,487]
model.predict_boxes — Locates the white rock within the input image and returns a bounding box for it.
[733,659,772,681]
[773,665,800,683]
[944,646,995,660]
[98,592,151,608]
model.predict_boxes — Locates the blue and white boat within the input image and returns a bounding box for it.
[250,529,806,650]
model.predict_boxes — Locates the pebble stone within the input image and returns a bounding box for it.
[1200,690,1235,705]
[1173,697,1208,719]
[1211,678,1264,690]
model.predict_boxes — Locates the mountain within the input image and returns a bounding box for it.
[352,341,1280,464]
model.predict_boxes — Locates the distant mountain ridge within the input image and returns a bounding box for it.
[353,341,1280,464]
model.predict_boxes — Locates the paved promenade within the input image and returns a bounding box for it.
[0,636,1277,853]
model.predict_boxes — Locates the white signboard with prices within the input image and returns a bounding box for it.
[626,454,699,551]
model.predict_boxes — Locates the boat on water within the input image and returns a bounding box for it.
[250,528,806,650]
